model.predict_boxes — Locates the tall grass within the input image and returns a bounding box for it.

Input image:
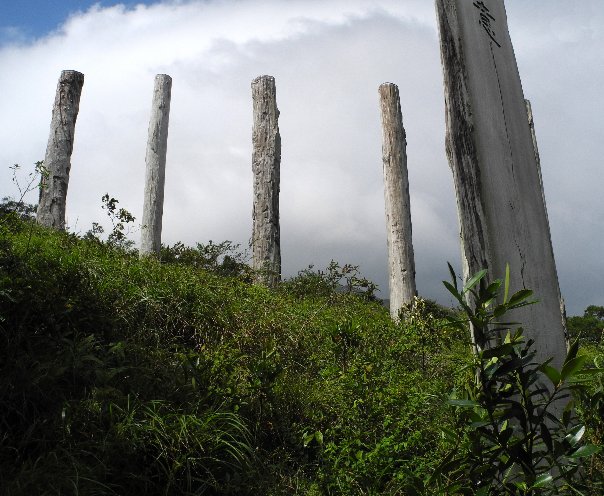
[1,213,601,495]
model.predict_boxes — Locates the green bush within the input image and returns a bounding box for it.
[2,212,602,495]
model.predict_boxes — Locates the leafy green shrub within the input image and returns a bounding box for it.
[160,240,252,280]
[278,260,378,301]
[434,266,602,495]
[567,305,604,345]
[576,344,604,493]
[12,210,601,495]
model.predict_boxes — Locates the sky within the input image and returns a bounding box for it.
[0,1,602,315]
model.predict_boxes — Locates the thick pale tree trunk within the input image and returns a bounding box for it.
[251,75,281,287]
[140,74,172,257]
[37,70,84,229]
[378,83,417,319]
[525,98,569,335]
[435,0,567,373]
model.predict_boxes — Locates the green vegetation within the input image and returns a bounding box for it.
[0,205,602,495]
[567,306,604,345]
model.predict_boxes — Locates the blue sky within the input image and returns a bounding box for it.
[0,0,602,315]
[1,1,157,43]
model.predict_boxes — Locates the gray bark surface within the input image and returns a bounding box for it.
[37,70,84,229]
[435,0,567,370]
[525,98,568,339]
[251,75,281,287]
[379,83,417,319]
[140,74,172,257]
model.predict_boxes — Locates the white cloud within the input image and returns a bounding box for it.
[1,0,601,314]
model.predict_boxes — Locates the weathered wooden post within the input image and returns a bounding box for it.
[378,83,417,319]
[435,1,567,370]
[140,74,172,257]
[37,70,84,229]
[251,75,281,287]
[525,98,568,333]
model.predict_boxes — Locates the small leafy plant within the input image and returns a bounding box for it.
[85,194,136,249]
[279,260,378,300]
[439,264,602,495]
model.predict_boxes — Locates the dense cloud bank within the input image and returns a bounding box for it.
[0,0,602,314]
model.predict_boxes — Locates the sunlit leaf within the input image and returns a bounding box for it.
[566,425,585,447]
[531,473,553,488]
[569,444,601,458]
[560,356,588,381]
[463,269,487,294]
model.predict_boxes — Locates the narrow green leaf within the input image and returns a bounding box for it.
[441,427,459,443]
[565,339,580,364]
[448,399,480,408]
[540,423,553,452]
[463,269,487,294]
[443,281,464,305]
[503,263,510,303]
[573,367,604,376]
[566,425,585,447]
[447,262,458,291]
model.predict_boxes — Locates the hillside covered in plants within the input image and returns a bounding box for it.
[1,208,602,495]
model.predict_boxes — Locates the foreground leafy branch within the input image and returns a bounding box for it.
[438,265,602,495]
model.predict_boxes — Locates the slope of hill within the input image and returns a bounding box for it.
[1,212,601,495]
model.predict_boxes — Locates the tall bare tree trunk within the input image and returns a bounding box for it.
[37,70,84,229]
[525,98,568,338]
[251,75,281,287]
[379,83,417,319]
[435,0,567,374]
[140,74,172,257]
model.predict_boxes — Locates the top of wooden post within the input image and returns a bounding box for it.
[59,70,84,85]
[252,75,275,86]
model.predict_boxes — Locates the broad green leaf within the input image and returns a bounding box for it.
[493,357,523,377]
[569,444,601,458]
[560,355,588,381]
[507,288,533,305]
[540,364,561,386]
[485,280,502,297]
[482,343,514,360]
[493,304,507,318]
[531,473,553,488]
